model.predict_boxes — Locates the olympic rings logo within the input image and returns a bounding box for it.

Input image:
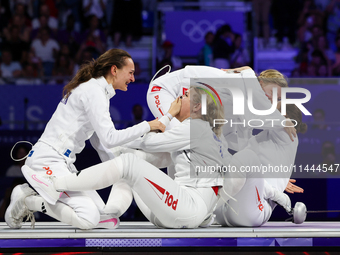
[181,19,225,43]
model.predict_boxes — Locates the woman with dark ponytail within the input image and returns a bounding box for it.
[5,49,167,230]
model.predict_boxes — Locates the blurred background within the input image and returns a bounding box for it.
[0,0,340,223]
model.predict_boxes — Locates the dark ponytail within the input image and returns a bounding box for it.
[62,49,132,99]
[278,102,308,134]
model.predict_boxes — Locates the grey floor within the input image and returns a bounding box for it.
[1,221,340,239]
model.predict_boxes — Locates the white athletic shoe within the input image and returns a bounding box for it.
[271,189,292,215]
[5,184,37,229]
[96,214,120,229]
[21,165,62,205]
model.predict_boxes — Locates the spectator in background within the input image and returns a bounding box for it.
[57,14,81,57]
[81,15,106,51]
[306,63,318,77]
[321,141,337,173]
[252,0,272,48]
[322,141,335,154]
[22,48,44,77]
[271,0,302,48]
[3,13,31,43]
[0,0,12,33]
[325,0,340,52]
[48,69,71,85]
[309,25,324,49]
[296,45,310,75]
[73,47,95,76]
[0,49,22,82]
[126,104,144,128]
[310,141,337,177]
[157,40,183,71]
[318,64,330,76]
[298,14,317,46]
[291,68,301,77]
[31,27,60,76]
[312,108,331,130]
[15,63,42,85]
[111,0,143,47]
[80,32,106,58]
[197,31,214,66]
[315,35,336,70]
[307,49,328,76]
[310,49,324,66]
[40,0,59,18]
[230,33,250,68]
[55,0,82,32]
[2,24,30,63]
[31,4,58,32]
[82,0,107,28]
[11,3,32,27]
[332,36,340,75]
[212,24,235,69]
[31,15,57,40]
[59,43,74,60]
[52,54,74,78]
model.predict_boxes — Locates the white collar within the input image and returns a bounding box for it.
[96,76,116,99]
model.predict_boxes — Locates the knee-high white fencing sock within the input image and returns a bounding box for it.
[104,180,133,216]
[25,196,96,229]
[54,156,124,192]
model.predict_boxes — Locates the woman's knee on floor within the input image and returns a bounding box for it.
[71,196,101,229]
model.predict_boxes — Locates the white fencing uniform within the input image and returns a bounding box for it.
[24,76,150,229]
[147,65,286,146]
[215,128,298,227]
[146,66,289,227]
[54,118,230,228]
[147,66,235,129]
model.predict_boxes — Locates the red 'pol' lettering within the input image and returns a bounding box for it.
[165,191,178,210]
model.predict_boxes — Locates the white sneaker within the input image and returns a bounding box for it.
[5,184,37,229]
[21,165,62,205]
[96,214,120,229]
[271,189,292,215]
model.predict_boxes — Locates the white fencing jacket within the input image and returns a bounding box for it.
[39,76,150,165]
[247,127,298,192]
[127,118,229,188]
[151,66,286,151]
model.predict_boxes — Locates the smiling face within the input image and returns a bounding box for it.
[112,58,135,91]
[261,82,282,102]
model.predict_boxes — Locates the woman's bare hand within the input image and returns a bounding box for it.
[285,179,304,194]
[148,119,166,133]
[168,97,182,118]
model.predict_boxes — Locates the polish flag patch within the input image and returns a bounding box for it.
[151,86,162,92]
